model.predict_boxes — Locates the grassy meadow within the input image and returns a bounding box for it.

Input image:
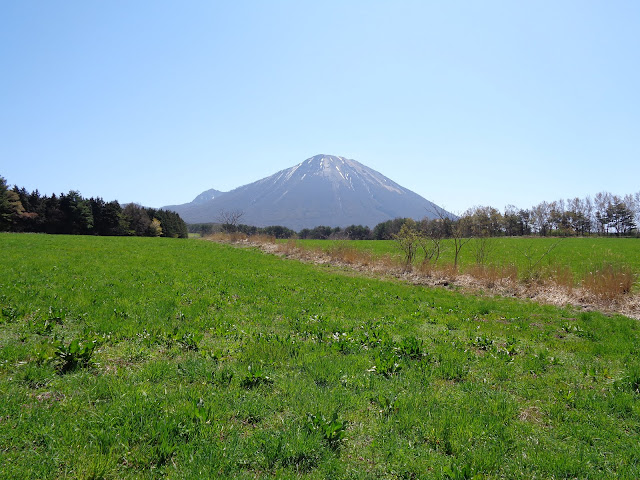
[297,237,640,274]
[1,233,640,479]
[296,237,640,288]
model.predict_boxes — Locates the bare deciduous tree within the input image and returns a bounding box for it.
[517,238,564,282]
[217,209,245,233]
[472,235,495,265]
[428,206,471,268]
[451,216,473,268]
[418,218,445,266]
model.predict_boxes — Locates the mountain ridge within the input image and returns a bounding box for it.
[164,154,451,229]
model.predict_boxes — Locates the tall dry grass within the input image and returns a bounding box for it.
[327,243,375,266]
[205,232,276,245]
[279,238,299,255]
[465,264,518,288]
[251,234,277,244]
[549,265,574,292]
[583,263,635,300]
[205,232,248,243]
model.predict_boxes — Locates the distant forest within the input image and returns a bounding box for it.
[3,174,637,241]
[0,176,188,238]
[191,191,640,240]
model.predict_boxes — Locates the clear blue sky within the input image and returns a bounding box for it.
[2,1,639,214]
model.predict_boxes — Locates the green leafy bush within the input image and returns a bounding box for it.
[371,349,402,377]
[398,335,426,360]
[54,338,97,373]
[306,410,348,450]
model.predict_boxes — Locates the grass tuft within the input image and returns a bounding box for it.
[583,263,635,299]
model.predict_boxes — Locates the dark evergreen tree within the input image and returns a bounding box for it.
[122,203,151,236]
[43,194,64,234]
[606,202,635,235]
[0,179,188,238]
[373,218,410,240]
[147,208,188,238]
[237,224,258,236]
[0,176,17,231]
[187,223,215,236]
[22,188,45,232]
[90,198,124,236]
[344,224,371,240]
[60,191,93,234]
[308,226,333,239]
[261,225,296,239]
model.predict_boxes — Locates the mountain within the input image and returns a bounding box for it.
[164,154,452,230]
[189,188,225,205]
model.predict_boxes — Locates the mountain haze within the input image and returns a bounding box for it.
[165,155,451,230]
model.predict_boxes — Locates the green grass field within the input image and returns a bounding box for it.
[1,233,640,479]
[297,237,640,282]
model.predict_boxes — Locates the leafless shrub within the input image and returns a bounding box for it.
[417,228,443,269]
[472,235,495,265]
[517,239,564,284]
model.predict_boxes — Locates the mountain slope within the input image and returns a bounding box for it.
[164,188,225,211]
[165,154,451,229]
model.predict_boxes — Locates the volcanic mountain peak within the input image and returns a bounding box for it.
[191,188,225,204]
[262,154,405,196]
[163,154,451,229]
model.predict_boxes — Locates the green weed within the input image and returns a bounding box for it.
[240,364,273,388]
[371,348,402,377]
[54,338,97,373]
[306,410,348,450]
[397,335,427,360]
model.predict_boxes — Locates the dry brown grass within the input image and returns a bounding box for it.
[205,232,277,245]
[466,264,518,288]
[518,406,545,426]
[440,263,459,281]
[251,234,277,244]
[549,265,574,292]
[280,238,298,255]
[205,232,247,243]
[417,261,435,277]
[583,263,635,300]
[376,254,402,271]
[322,243,377,266]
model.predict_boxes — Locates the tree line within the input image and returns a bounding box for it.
[0,176,188,238]
[460,192,639,237]
[188,222,372,240]
[189,190,640,241]
[349,191,640,239]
